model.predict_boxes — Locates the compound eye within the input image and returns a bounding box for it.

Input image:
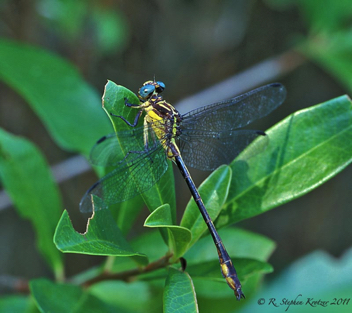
[139,84,155,98]
[156,81,165,93]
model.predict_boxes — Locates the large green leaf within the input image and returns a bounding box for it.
[216,95,352,227]
[101,81,176,217]
[163,268,198,313]
[102,81,141,132]
[0,128,63,277]
[181,165,231,247]
[0,39,111,154]
[101,81,177,243]
[54,209,148,265]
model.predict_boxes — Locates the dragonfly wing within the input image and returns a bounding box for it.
[181,83,286,132]
[80,142,168,213]
[178,129,268,171]
[90,126,147,167]
[89,133,123,166]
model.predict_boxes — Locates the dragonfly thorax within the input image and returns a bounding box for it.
[132,80,184,160]
[144,95,183,159]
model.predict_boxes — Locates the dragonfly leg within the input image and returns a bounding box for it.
[124,97,141,108]
[110,109,143,127]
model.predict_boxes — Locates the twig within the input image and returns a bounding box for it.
[81,253,173,288]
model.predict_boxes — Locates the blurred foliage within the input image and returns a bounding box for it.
[36,0,128,54]
[237,248,352,313]
[0,0,352,312]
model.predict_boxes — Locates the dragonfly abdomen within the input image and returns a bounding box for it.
[170,143,244,300]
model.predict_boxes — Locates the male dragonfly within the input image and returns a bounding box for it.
[80,80,286,299]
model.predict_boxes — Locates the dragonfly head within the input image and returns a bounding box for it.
[138,80,165,101]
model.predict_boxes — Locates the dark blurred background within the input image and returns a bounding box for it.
[0,0,351,285]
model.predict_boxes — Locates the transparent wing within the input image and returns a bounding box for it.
[177,83,285,170]
[90,127,147,167]
[90,112,173,165]
[82,83,286,211]
[80,140,168,213]
[181,83,286,132]
[178,129,268,171]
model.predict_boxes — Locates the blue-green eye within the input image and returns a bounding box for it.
[156,81,165,92]
[139,84,155,98]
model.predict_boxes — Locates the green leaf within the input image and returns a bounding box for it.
[144,204,174,226]
[101,81,177,241]
[102,81,141,133]
[145,204,192,259]
[181,165,231,247]
[30,278,119,313]
[216,95,352,227]
[0,39,111,154]
[0,128,63,277]
[164,268,198,313]
[54,209,148,265]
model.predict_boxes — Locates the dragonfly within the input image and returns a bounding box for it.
[80,80,286,300]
